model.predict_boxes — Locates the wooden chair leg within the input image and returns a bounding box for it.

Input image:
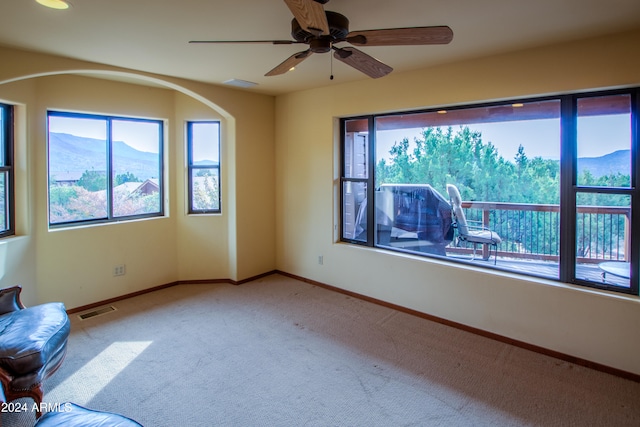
[3,383,45,418]
[31,386,45,418]
[29,384,45,418]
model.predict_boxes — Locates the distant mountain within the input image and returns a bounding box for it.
[194,160,220,167]
[50,133,219,182]
[49,133,160,181]
[51,132,624,184]
[578,149,630,178]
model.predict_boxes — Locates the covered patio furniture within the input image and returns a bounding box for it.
[355,184,453,255]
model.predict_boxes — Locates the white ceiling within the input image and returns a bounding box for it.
[2,0,640,96]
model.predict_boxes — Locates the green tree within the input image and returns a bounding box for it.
[49,186,78,207]
[77,169,106,192]
[115,172,140,185]
[375,125,564,256]
[196,169,215,177]
[193,175,219,211]
[49,185,107,223]
[377,126,562,204]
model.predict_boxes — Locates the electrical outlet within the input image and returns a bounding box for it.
[318,255,324,265]
[113,264,126,276]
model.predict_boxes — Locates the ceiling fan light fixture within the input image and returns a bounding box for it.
[36,0,71,10]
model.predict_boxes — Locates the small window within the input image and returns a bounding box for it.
[47,111,164,227]
[187,121,221,214]
[0,103,14,237]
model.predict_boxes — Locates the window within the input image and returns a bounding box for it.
[341,89,639,295]
[0,103,14,237]
[47,111,164,226]
[187,121,220,213]
[573,94,635,289]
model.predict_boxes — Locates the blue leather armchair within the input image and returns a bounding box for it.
[0,286,70,418]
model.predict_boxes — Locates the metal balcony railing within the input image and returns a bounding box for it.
[456,202,631,263]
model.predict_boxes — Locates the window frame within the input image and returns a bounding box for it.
[0,103,14,238]
[186,120,221,214]
[47,110,165,228]
[566,91,639,292]
[340,88,639,296]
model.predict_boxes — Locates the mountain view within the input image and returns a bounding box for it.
[577,149,630,178]
[50,132,625,185]
[49,133,221,184]
[49,132,160,182]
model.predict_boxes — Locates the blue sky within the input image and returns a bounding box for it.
[48,115,161,154]
[49,112,629,164]
[48,115,220,162]
[376,114,630,162]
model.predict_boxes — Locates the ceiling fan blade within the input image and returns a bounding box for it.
[265,50,313,76]
[283,0,330,36]
[346,26,453,46]
[332,47,393,79]
[189,40,300,45]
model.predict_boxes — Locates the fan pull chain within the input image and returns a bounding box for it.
[330,48,334,80]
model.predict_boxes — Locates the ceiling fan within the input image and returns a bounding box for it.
[189,0,453,79]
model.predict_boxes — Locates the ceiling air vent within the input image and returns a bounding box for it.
[222,79,258,88]
[77,305,117,320]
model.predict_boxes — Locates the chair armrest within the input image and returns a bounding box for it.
[0,286,26,315]
[465,220,491,231]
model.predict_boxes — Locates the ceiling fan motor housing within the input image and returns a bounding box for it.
[291,10,350,51]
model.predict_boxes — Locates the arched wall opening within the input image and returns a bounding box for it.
[0,66,256,307]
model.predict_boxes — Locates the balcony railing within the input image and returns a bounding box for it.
[456,201,631,263]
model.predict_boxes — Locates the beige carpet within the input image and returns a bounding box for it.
[3,274,639,426]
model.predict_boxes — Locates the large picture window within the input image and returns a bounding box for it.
[48,111,164,226]
[0,103,14,238]
[187,121,220,214]
[341,89,638,295]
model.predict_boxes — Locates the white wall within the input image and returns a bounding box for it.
[0,79,37,303]
[174,92,230,281]
[32,75,178,307]
[274,29,640,375]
